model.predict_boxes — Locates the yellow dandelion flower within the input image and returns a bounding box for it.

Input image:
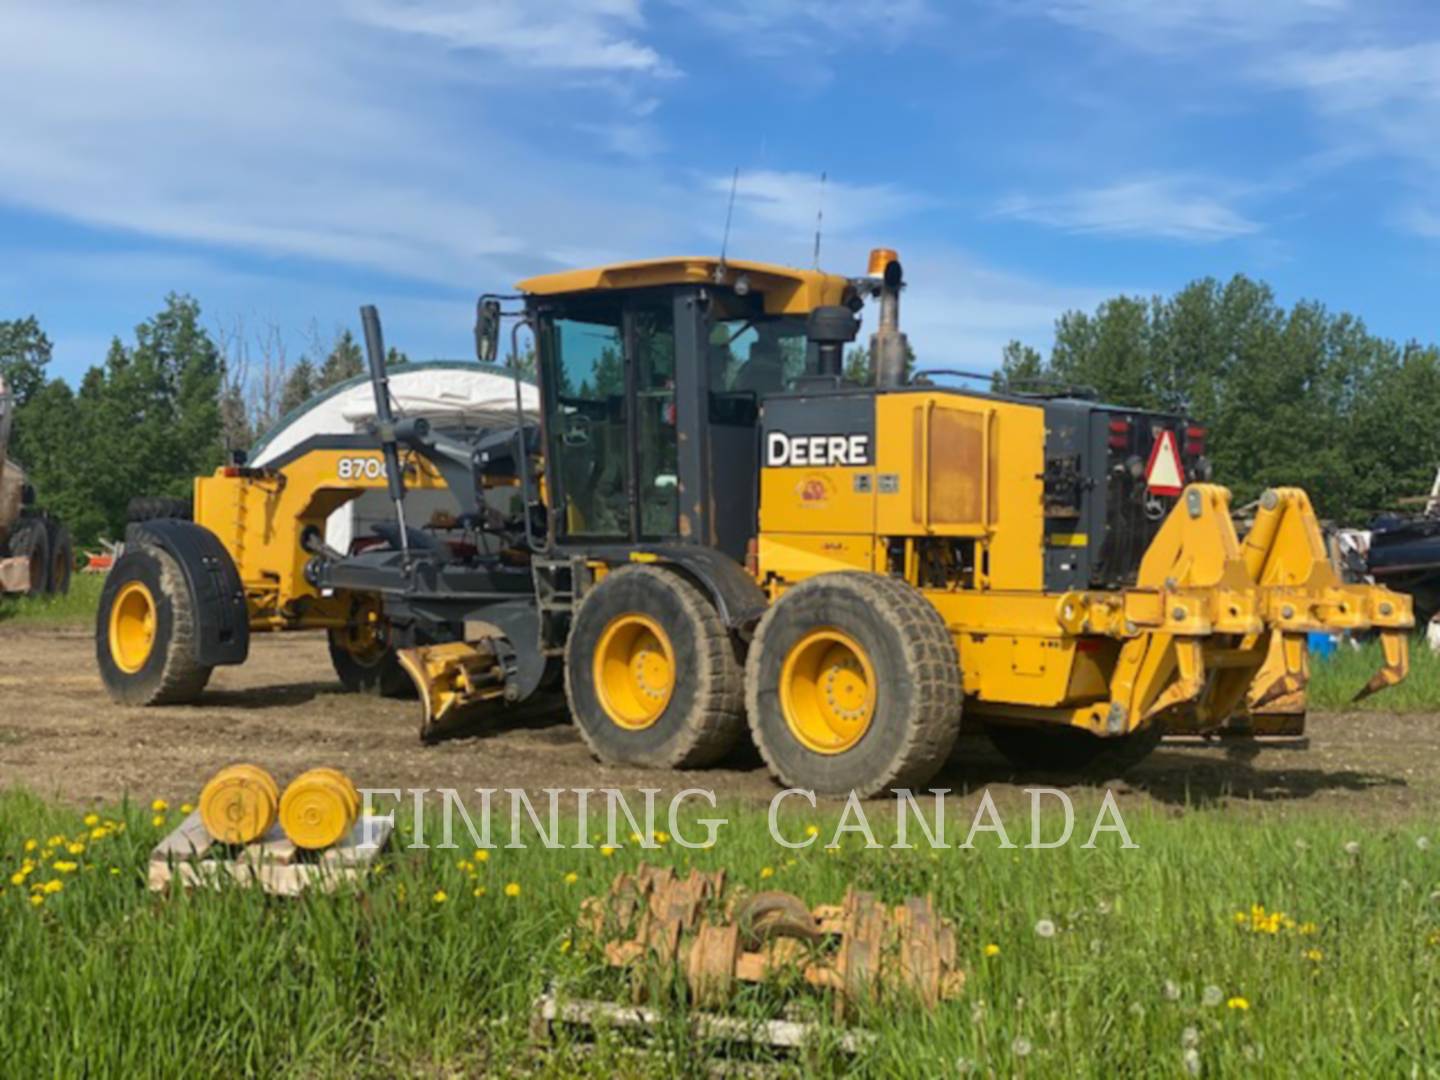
[90,827,108,841]
[109,867,120,875]
[1299,922,1318,935]
[564,872,579,886]
[66,842,84,856]
[23,839,37,852]
[473,848,490,862]
[42,879,62,894]
[473,886,487,897]
[805,824,820,838]
[600,845,616,858]
[150,799,168,813]
[1233,911,1248,924]
[1303,948,1323,962]
[759,866,775,879]
[83,814,99,828]
[53,861,77,874]
[653,831,669,844]
[180,803,194,814]
[432,890,448,904]
[29,894,43,907]
[629,831,642,844]
[8,871,25,886]
[151,815,166,828]
[46,835,64,848]
[559,938,572,953]
[984,944,1001,957]
[457,859,473,872]
[504,882,521,898]
[1226,997,1249,1011]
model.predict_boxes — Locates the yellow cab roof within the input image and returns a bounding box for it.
[516,257,851,316]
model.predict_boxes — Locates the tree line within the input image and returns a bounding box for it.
[2,274,1437,548]
[0,296,404,546]
[994,274,1440,523]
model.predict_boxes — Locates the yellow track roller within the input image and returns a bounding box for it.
[198,763,280,845]
[279,767,361,850]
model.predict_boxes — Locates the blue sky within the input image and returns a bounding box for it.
[3,0,1438,385]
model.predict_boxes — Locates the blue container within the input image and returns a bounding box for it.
[1307,631,1338,659]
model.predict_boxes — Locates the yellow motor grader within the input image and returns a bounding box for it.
[94,250,1412,794]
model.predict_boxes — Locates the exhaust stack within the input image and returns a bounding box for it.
[867,248,909,387]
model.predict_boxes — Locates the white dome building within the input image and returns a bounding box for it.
[248,361,539,553]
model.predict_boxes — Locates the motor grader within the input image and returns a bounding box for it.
[0,372,73,597]
[95,250,1413,795]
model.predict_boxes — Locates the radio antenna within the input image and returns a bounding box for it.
[717,166,739,279]
[812,170,827,269]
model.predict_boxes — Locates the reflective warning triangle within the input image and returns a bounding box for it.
[1145,429,1185,496]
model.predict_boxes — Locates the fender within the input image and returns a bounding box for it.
[631,544,769,634]
[125,518,250,666]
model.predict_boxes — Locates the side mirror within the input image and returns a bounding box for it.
[475,298,501,364]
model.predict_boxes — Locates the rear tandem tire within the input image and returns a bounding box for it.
[745,572,963,797]
[95,543,212,705]
[44,519,72,596]
[565,565,745,768]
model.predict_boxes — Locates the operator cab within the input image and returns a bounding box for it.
[517,258,859,563]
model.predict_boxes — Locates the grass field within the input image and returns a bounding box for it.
[3,788,1439,1076]
[0,572,104,625]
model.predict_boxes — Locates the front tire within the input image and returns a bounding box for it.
[96,544,212,705]
[7,518,49,596]
[745,573,963,797]
[565,566,744,768]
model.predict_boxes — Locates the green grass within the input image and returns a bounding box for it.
[0,572,103,625]
[3,788,1440,1076]
[1307,635,1440,712]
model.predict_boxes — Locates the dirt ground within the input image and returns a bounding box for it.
[2,622,1438,821]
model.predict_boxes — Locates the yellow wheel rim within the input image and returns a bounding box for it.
[109,581,158,675]
[779,629,877,754]
[593,614,676,730]
[199,763,280,845]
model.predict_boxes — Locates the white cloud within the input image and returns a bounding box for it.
[994,177,1261,242]
[707,170,923,247]
[343,0,674,73]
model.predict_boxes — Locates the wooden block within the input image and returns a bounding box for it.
[148,812,392,896]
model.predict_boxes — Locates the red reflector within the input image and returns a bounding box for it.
[1186,426,1206,439]
[1108,419,1130,433]
[222,466,241,477]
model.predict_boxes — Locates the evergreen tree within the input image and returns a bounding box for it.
[279,358,318,416]
[0,316,53,407]
[318,330,364,389]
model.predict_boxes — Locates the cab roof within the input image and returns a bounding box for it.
[516,257,852,316]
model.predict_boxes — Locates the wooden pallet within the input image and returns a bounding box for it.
[148,810,393,897]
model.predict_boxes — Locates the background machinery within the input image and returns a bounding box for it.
[0,372,73,597]
[95,251,1413,794]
